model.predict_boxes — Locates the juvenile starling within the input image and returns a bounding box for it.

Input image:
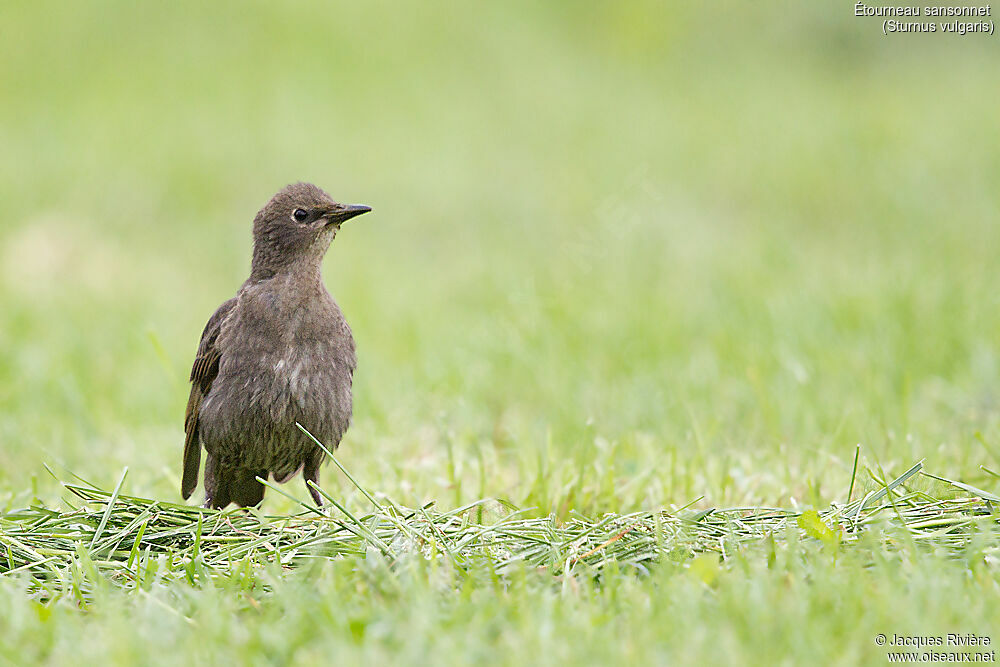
[182,182,371,509]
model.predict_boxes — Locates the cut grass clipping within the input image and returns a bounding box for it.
[2,434,998,602]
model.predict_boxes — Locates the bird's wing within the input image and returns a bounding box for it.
[182,298,237,499]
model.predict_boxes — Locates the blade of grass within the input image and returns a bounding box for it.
[89,468,128,549]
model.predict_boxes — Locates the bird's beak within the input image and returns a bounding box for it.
[324,203,372,224]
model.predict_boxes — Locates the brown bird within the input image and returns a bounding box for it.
[182,182,371,509]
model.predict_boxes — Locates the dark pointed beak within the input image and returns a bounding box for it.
[325,203,372,224]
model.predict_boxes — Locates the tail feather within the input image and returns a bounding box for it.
[203,451,265,509]
[181,426,201,500]
[229,468,267,508]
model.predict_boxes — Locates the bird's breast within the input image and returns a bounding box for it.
[268,347,341,408]
[211,284,356,426]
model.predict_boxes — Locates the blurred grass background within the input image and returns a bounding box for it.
[1,2,999,661]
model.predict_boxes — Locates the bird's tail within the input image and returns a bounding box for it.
[225,467,267,508]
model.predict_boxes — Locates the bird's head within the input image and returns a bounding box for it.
[251,182,370,278]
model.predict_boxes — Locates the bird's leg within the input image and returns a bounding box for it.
[304,455,324,507]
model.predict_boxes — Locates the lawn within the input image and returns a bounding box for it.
[1,2,999,664]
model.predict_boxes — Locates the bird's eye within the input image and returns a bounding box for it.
[292,208,309,222]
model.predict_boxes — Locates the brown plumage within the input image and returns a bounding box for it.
[182,183,371,509]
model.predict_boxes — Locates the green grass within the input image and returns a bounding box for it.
[2,1,1000,664]
[2,455,999,664]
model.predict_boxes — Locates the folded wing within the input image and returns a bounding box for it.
[182,298,236,499]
